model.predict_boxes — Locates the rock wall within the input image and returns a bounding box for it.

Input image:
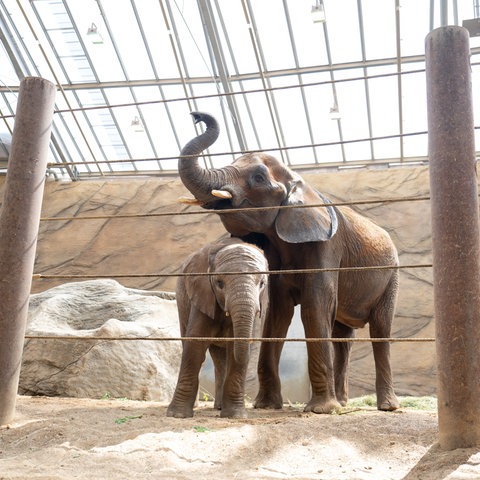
[0,166,436,399]
[29,176,226,293]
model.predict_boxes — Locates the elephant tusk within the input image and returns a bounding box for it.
[225,311,230,317]
[177,196,204,206]
[211,189,232,199]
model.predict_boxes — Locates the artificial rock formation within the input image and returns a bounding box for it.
[20,279,182,402]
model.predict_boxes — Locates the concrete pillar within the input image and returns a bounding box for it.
[0,77,56,425]
[426,26,480,449]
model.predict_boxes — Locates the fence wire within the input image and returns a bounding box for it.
[23,335,435,343]
[32,263,432,280]
[38,195,431,223]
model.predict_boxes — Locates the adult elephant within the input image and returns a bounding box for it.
[178,111,400,414]
[167,237,269,418]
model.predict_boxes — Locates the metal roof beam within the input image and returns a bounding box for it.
[197,0,247,152]
[5,50,480,93]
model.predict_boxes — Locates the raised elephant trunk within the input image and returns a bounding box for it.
[178,111,237,205]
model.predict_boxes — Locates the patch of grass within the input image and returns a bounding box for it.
[347,395,437,411]
[101,392,129,401]
[193,425,212,433]
[198,386,214,402]
[347,394,378,408]
[286,400,307,411]
[399,396,437,410]
[114,415,143,424]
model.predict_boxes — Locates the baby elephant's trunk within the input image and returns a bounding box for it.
[228,287,259,365]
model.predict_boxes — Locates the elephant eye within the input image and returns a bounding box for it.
[216,279,224,289]
[249,164,270,187]
[253,173,266,184]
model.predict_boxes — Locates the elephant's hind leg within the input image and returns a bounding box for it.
[371,337,399,412]
[209,344,226,410]
[254,340,285,409]
[332,321,355,406]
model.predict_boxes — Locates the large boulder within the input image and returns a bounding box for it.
[20,279,181,402]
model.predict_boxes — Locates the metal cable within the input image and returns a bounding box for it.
[38,195,431,222]
[41,130,431,169]
[23,334,435,343]
[32,264,432,280]
[34,197,432,278]
[0,67,429,120]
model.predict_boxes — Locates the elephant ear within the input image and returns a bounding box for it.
[275,181,338,243]
[184,243,224,319]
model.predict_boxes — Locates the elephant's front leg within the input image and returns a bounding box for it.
[220,342,249,418]
[167,336,209,418]
[254,292,294,410]
[302,296,342,414]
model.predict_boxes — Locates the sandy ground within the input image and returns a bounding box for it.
[1,396,480,480]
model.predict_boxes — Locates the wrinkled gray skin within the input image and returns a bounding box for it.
[167,237,269,419]
[177,111,400,414]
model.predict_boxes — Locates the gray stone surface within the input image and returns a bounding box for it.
[20,279,181,401]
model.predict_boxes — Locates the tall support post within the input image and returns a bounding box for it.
[0,77,56,426]
[426,26,480,449]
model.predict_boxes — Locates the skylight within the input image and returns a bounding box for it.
[0,0,479,180]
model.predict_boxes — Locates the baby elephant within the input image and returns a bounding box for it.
[167,237,269,418]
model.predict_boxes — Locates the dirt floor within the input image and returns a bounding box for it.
[1,396,479,480]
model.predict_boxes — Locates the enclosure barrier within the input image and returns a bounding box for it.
[26,187,435,354]
[0,36,477,454]
[0,168,437,346]
[34,194,432,223]
[0,120,438,428]
[426,26,480,450]
[0,77,56,426]
[23,335,434,344]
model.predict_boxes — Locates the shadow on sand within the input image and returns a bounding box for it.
[402,443,480,479]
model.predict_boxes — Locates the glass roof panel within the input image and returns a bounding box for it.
[324,0,362,63]
[368,66,400,137]
[102,3,156,80]
[284,0,328,68]
[0,0,478,180]
[212,2,258,74]
[402,69,428,135]
[362,1,397,60]
[248,0,296,71]
[334,76,369,138]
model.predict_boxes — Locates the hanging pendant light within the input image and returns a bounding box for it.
[329,105,341,120]
[131,116,144,133]
[311,0,326,23]
[87,23,104,44]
